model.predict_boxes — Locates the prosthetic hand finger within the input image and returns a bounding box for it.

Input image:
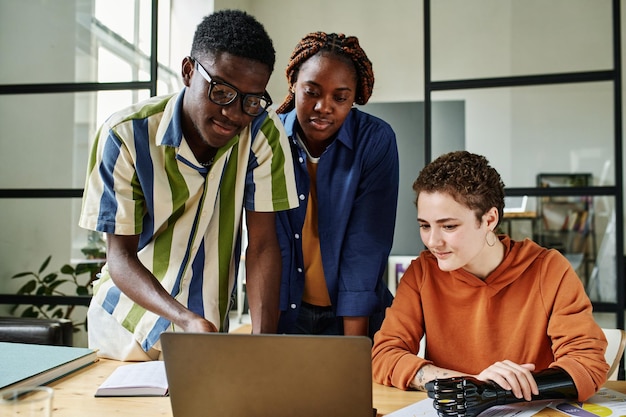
[426,377,501,417]
[426,379,463,401]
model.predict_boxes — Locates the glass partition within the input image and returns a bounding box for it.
[431,81,615,189]
[0,91,151,189]
[501,193,616,303]
[430,0,613,81]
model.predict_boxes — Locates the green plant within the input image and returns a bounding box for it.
[10,255,103,330]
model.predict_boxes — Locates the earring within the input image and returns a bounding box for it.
[485,230,497,247]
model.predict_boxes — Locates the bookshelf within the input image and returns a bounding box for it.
[535,173,596,285]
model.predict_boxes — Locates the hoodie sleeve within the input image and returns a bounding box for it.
[541,249,609,401]
[371,258,433,389]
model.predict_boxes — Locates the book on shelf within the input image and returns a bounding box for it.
[575,210,589,232]
[542,206,590,233]
[95,360,168,397]
[0,341,98,390]
[564,210,587,232]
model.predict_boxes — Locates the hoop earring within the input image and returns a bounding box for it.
[486,230,497,247]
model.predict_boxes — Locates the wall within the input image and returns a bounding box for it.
[363,101,465,256]
[214,0,423,104]
[170,0,214,66]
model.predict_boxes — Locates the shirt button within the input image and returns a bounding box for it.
[297,268,302,273]
[299,194,305,200]
[299,157,304,163]
[294,234,300,239]
[290,304,297,309]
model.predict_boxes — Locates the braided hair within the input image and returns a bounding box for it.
[276,32,374,114]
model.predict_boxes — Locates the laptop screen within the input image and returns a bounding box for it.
[161,332,374,417]
[504,195,528,213]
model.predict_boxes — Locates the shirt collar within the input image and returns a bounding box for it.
[158,88,186,148]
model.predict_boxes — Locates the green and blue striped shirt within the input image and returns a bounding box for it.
[79,89,298,351]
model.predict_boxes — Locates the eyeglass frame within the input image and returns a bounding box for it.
[190,56,273,117]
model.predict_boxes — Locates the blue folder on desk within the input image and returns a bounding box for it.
[161,332,374,417]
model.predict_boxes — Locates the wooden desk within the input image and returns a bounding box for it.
[501,211,537,237]
[47,359,625,416]
[49,360,171,417]
[373,383,424,415]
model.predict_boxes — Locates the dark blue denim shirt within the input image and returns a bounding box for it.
[276,108,399,335]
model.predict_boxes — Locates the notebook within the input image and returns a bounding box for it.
[0,342,98,390]
[160,332,375,417]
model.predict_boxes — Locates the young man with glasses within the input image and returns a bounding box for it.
[79,10,298,361]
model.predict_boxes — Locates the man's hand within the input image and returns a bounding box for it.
[177,315,218,333]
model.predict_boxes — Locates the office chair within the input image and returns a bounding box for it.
[0,317,73,346]
[602,327,626,381]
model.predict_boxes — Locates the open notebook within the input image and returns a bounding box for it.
[161,332,375,417]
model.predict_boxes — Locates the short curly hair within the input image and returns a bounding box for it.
[276,32,374,114]
[190,9,275,72]
[412,151,506,226]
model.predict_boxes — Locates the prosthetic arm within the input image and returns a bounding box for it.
[425,368,578,417]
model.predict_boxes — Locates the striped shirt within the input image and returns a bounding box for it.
[79,89,298,351]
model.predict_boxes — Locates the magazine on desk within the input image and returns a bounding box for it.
[386,388,626,417]
[95,360,168,397]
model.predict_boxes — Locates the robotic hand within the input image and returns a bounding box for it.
[425,368,578,417]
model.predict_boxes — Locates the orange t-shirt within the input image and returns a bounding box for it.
[301,159,331,307]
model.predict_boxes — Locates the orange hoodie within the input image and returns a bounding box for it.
[372,236,608,401]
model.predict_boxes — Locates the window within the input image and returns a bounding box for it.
[0,0,184,323]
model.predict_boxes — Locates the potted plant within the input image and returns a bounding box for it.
[10,231,106,331]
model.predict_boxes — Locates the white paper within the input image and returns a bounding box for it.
[383,397,437,417]
[548,388,626,416]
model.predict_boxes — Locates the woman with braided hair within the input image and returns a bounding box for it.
[275,32,399,338]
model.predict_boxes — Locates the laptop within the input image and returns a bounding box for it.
[160,332,375,417]
[503,195,528,213]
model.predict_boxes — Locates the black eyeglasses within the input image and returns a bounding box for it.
[191,57,272,117]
